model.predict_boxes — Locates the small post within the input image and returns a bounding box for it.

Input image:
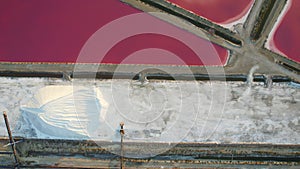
[3,111,19,168]
[264,74,273,89]
[120,122,125,169]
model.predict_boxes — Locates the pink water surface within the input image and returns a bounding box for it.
[167,0,254,24]
[272,0,300,63]
[0,0,228,65]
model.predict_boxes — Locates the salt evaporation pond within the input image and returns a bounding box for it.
[167,0,254,25]
[0,0,227,65]
[267,0,300,63]
[0,77,299,144]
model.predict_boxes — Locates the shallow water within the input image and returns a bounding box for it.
[272,0,300,63]
[167,0,254,24]
[0,0,228,65]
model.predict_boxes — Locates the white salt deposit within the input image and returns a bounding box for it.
[21,86,108,138]
[0,77,299,144]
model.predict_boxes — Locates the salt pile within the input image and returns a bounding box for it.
[21,86,108,138]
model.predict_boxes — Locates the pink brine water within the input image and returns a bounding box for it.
[0,0,228,66]
[269,0,300,63]
[167,0,254,24]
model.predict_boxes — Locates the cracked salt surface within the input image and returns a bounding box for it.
[0,77,299,144]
